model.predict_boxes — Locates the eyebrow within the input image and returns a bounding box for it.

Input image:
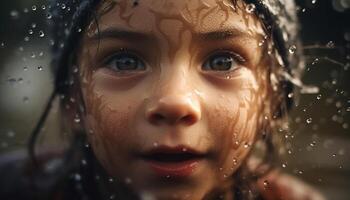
[196,28,249,41]
[88,27,253,42]
[88,28,153,41]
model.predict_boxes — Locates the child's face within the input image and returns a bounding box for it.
[78,0,268,198]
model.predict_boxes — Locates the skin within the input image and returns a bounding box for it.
[76,0,272,199]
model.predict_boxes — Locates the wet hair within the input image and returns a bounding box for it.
[27,0,304,199]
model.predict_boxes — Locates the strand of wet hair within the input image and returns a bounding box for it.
[28,88,58,168]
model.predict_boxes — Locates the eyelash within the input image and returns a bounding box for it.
[202,51,246,72]
[101,49,246,75]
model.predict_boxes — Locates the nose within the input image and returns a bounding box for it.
[145,93,201,126]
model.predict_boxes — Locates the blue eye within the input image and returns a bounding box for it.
[203,53,242,71]
[105,53,146,72]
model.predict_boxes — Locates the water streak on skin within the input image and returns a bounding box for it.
[75,0,272,199]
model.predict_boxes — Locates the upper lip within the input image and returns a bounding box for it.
[140,145,206,162]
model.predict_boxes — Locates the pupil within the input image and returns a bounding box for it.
[117,57,137,70]
[212,56,232,70]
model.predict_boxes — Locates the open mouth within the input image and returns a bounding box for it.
[140,146,206,177]
[143,152,203,162]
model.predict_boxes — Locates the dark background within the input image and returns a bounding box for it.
[0,0,349,199]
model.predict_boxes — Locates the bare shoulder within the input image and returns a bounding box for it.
[256,169,326,200]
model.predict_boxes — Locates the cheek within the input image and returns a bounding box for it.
[83,85,137,175]
[207,82,262,178]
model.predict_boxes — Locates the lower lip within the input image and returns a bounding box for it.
[146,159,200,178]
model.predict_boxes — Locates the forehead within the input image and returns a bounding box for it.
[92,0,264,36]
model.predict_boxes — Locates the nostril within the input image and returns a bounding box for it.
[149,113,166,124]
[181,115,197,125]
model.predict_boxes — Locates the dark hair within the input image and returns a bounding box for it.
[27,0,303,199]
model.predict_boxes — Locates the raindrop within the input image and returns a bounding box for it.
[310,141,316,147]
[245,3,256,14]
[288,45,297,54]
[243,142,250,148]
[282,163,287,168]
[108,177,114,183]
[74,116,81,123]
[81,159,87,165]
[345,32,350,41]
[31,52,36,58]
[47,13,52,19]
[1,42,5,48]
[10,10,19,19]
[37,66,43,71]
[125,177,132,184]
[39,30,45,38]
[31,23,37,28]
[316,94,322,100]
[28,29,34,35]
[233,158,237,165]
[32,5,37,11]
[109,194,116,200]
[24,37,30,42]
[326,41,335,48]
[41,5,46,10]
[61,4,67,10]
[311,0,317,4]
[346,107,350,112]
[263,180,269,189]
[7,130,15,138]
[74,173,82,181]
[306,118,313,124]
[288,93,294,98]
[23,66,28,71]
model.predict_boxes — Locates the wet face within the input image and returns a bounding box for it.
[77,0,268,199]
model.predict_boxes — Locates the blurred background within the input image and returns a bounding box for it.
[0,0,349,199]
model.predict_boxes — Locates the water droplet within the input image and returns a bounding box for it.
[282,163,287,168]
[39,30,45,38]
[311,58,319,65]
[31,23,37,29]
[37,66,43,71]
[182,147,187,152]
[74,116,81,123]
[28,29,34,35]
[61,4,66,9]
[245,3,256,14]
[108,177,114,183]
[288,45,297,54]
[288,93,294,98]
[306,118,312,124]
[316,94,322,100]
[7,130,15,138]
[263,180,269,189]
[81,159,87,165]
[74,173,81,181]
[24,37,30,42]
[153,142,158,147]
[47,13,52,19]
[10,10,19,19]
[310,141,316,147]
[32,5,37,11]
[326,41,335,48]
[125,177,132,184]
[243,142,250,148]
[233,158,237,165]
[41,5,46,10]
[311,0,317,4]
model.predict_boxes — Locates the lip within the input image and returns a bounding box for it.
[140,145,205,178]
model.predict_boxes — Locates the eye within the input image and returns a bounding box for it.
[104,52,146,72]
[202,52,243,72]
